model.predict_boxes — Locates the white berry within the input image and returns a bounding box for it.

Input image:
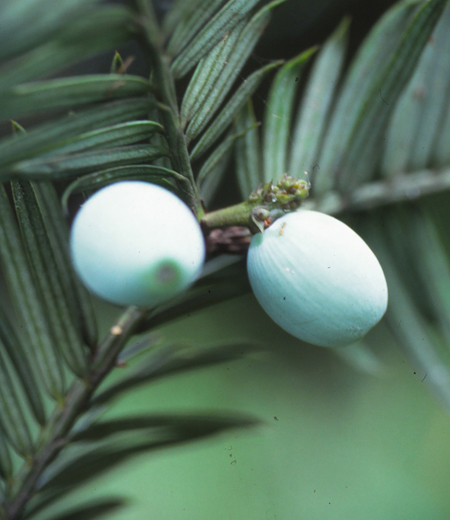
[247,210,388,347]
[70,181,205,307]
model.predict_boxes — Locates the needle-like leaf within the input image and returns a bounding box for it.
[167,0,226,58]
[30,411,259,516]
[0,310,46,425]
[315,0,449,194]
[72,412,260,443]
[0,0,102,62]
[0,433,13,481]
[263,47,317,183]
[45,500,126,520]
[25,498,126,520]
[235,100,262,199]
[0,98,151,169]
[181,17,247,129]
[163,0,209,38]
[289,18,349,182]
[313,1,419,194]
[0,6,137,94]
[0,346,35,457]
[365,217,450,410]
[61,165,184,214]
[197,129,250,191]
[190,61,282,161]
[7,145,169,182]
[32,412,257,514]
[186,0,287,136]
[0,75,152,120]
[382,2,450,174]
[91,342,256,408]
[0,186,65,399]
[411,208,450,345]
[45,121,163,156]
[12,181,88,377]
[171,0,264,78]
[32,182,98,349]
[139,275,252,335]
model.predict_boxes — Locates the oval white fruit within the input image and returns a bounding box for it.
[70,181,205,307]
[247,210,388,347]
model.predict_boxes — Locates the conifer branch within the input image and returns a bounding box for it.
[4,307,147,520]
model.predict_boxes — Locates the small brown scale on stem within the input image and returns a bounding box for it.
[201,174,310,254]
[205,226,252,256]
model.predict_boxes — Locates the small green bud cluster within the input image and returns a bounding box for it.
[249,174,310,209]
[248,174,310,232]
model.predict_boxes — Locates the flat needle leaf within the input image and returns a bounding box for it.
[171,0,264,78]
[263,47,317,183]
[0,186,65,399]
[289,18,349,182]
[12,181,88,377]
[190,61,282,162]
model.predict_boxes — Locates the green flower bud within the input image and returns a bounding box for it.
[247,210,388,347]
[70,181,205,308]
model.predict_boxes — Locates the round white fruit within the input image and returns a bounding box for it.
[70,181,205,307]
[247,210,388,347]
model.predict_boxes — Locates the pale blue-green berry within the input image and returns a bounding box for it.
[247,209,388,347]
[70,181,205,308]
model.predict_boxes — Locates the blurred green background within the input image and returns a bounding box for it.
[37,290,450,520]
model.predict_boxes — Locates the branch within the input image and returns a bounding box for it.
[310,167,450,215]
[133,2,204,219]
[5,307,147,520]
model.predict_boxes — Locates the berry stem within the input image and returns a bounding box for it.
[202,175,310,232]
[202,201,258,230]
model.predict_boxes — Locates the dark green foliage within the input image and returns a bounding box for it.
[0,311,46,425]
[0,99,152,171]
[0,186,66,399]
[1,0,450,519]
[12,181,88,376]
[0,75,152,120]
[262,48,317,183]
